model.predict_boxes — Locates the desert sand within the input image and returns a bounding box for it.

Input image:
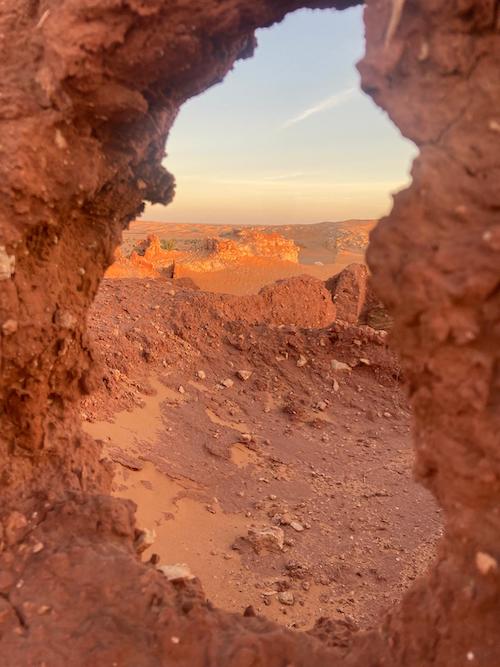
[82,261,439,630]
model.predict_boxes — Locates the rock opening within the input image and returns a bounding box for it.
[0,0,499,665]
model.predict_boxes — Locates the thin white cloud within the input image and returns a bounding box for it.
[262,172,306,182]
[282,86,357,129]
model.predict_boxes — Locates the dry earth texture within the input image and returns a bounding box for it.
[0,1,499,666]
[82,272,439,632]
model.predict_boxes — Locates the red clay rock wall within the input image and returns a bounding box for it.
[0,0,498,665]
[357,1,500,664]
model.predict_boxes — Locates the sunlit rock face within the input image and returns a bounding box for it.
[176,230,300,273]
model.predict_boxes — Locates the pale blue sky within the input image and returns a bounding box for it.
[144,6,416,225]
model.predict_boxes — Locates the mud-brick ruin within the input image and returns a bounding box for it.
[0,0,499,664]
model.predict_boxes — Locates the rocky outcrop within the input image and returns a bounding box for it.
[108,230,299,278]
[168,275,336,333]
[325,221,372,254]
[257,275,335,328]
[175,229,300,274]
[325,263,368,324]
[106,235,175,278]
[1,0,499,665]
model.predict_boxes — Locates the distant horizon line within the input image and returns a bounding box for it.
[135,217,377,227]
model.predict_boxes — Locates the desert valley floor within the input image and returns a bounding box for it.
[81,220,441,631]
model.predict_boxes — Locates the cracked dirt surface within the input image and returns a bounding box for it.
[0,0,499,665]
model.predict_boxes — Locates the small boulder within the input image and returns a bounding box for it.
[290,521,305,532]
[325,263,368,324]
[158,563,195,581]
[134,528,157,554]
[246,526,284,554]
[278,591,295,606]
[296,355,307,368]
[1,319,17,335]
[331,359,351,372]
[236,370,252,381]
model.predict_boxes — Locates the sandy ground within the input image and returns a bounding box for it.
[82,273,441,631]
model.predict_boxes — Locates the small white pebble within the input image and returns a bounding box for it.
[467,651,475,661]
[54,129,68,149]
[475,551,498,575]
[171,636,180,644]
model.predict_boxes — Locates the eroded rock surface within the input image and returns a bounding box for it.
[0,0,499,665]
[325,263,368,324]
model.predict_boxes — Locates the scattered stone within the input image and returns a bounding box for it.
[54,128,68,149]
[333,379,340,392]
[32,541,44,554]
[158,563,195,581]
[240,433,252,443]
[2,319,17,335]
[475,551,498,575]
[134,528,156,554]
[37,605,51,615]
[220,378,234,388]
[314,400,327,411]
[246,526,284,554]
[331,359,351,372]
[56,310,77,330]
[0,246,15,280]
[236,370,252,381]
[178,385,185,394]
[296,355,307,368]
[196,370,206,380]
[290,521,304,533]
[278,591,295,606]
[359,358,371,366]
[268,494,277,501]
